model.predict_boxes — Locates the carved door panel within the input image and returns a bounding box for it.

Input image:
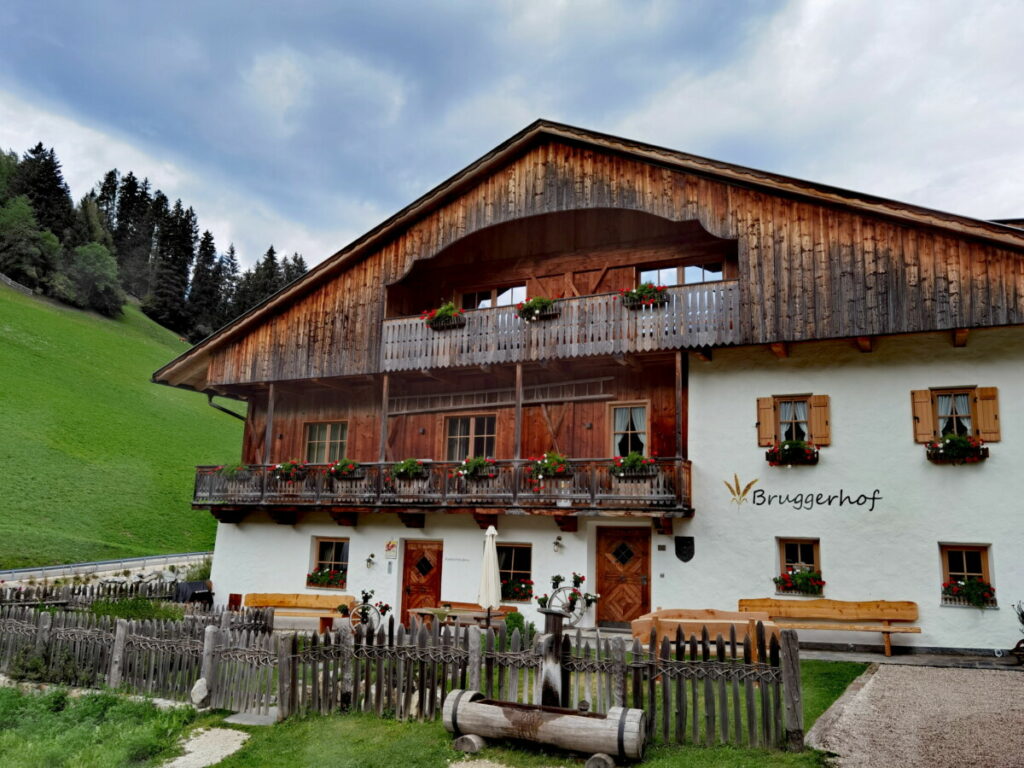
[400,540,443,625]
[596,527,651,627]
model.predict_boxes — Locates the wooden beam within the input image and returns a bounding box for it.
[652,517,673,536]
[262,382,275,464]
[675,351,684,460]
[769,342,789,359]
[693,347,713,362]
[554,515,578,533]
[210,508,247,524]
[328,510,359,527]
[379,374,390,462]
[952,328,969,347]
[398,512,425,529]
[590,264,610,293]
[268,508,298,525]
[514,363,523,461]
[472,512,498,530]
[565,272,581,297]
[418,369,444,381]
[855,336,874,353]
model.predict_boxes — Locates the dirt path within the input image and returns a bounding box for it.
[811,665,1024,768]
[160,728,249,768]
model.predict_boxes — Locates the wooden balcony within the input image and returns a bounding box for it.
[194,459,692,523]
[380,282,739,372]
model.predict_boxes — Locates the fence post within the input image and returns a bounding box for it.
[34,611,52,656]
[220,610,232,630]
[200,624,220,702]
[277,633,296,721]
[779,630,804,751]
[467,627,482,693]
[108,619,129,688]
[338,619,354,710]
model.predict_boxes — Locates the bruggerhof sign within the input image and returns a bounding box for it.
[725,474,883,512]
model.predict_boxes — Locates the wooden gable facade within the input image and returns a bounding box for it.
[155,121,1024,527]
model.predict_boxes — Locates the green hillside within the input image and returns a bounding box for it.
[0,284,242,568]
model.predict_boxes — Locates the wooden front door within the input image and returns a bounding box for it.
[596,527,651,627]
[401,540,443,626]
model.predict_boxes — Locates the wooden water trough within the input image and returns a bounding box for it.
[443,689,648,762]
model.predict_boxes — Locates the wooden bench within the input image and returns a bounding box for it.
[739,598,921,656]
[631,609,779,662]
[432,601,519,627]
[244,592,357,633]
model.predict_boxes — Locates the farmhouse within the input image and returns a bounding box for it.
[154,120,1024,652]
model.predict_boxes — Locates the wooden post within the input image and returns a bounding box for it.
[34,611,52,656]
[339,619,354,711]
[262,382,275,465]
[675,350,684,459]
[513,363,523,460]
[467,626,482,693]
[277,633,296,721]
[779,630,804,751]
[108,618,129,688]
[379,374,390,463]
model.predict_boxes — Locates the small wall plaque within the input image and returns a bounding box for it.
[674,536,694,563]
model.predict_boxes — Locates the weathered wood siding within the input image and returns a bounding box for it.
[206,140,1024,386]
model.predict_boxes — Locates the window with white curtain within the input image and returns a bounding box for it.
[611,404,647,456]
[935,391,972,436]
[777,399,809,442]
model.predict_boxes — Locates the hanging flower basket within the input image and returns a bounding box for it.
[516,297,560,322]
[926,435,988,465]
[766,441,819,466]
[618,282,668,310]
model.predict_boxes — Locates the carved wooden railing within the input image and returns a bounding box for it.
[194,459,692,511]
[380,282,740,372]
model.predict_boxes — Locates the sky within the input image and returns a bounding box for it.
[1,1,1021,268]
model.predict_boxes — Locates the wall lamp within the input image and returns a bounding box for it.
[553,536,564,552]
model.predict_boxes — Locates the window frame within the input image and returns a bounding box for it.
[608,401,651,457]
[309,536,350,590]
[931,387,977,438]
[497,542,533,602]
[458,283,528,310]
[304,420,349,464]
[939,544,990,583]
[444,412,498,461]
[777,538,821,573]
[774,395,811,443]
[637,262,725,288]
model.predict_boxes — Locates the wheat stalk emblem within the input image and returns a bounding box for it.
[724,473,759,505]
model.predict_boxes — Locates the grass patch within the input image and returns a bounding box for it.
[0,286,242,568]
[220,660,868,767]
[90,596,185,621]
[0,687,199,768]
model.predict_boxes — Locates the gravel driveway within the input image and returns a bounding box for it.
[811,664,1024,768]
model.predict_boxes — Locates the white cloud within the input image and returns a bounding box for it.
[0,89,368,266]
[241,48,313,138]
[615,0,1024,219]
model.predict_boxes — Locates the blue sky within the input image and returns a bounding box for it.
[1,1,1021,267]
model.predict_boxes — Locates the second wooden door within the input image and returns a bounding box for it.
[596,527,651,627]
[400,540,444,625]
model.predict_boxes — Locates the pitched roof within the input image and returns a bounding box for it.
[154,119,1024,389]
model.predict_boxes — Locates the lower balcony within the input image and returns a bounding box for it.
[194,458,692,527]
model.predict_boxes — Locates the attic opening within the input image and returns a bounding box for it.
[385,208,738,317]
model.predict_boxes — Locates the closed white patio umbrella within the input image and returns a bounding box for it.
[478,525,502,627]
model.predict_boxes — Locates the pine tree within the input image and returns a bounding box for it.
[9,143,74,239]
[113,173,158,297]
[94,169,119,234]
[67,194,114,251]
[281,252,308,283]
[252,245,281,300]
[143,199,196,334]
[217,243,240,325]
[186,229,223,341]
[0,149,18,203]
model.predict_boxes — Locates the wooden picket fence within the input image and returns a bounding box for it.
[1,581,178,607]
[0,607,803,751]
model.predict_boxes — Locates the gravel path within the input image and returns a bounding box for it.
[160,728,249,768]
[813,665,1024,768]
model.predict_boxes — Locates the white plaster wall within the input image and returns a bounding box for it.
[680,327,1024,651]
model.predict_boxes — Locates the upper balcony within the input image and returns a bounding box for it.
[381,282,739,372]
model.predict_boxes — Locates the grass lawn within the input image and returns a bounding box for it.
[219,660,868,767]
[0,687,204,768]
[0,286,242,568]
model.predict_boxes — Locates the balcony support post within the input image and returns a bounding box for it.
[675,351,684,459]
[262,382,276,465]
[513,364,523,504]
[379,374,390,463]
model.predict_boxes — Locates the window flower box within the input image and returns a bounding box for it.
[421,301,466,330]
[453,456,499,481]
[926,435,988,465]
[610,451,658,480]
[618,282,668,309]
[766,440,819,466]
[390,458,429,481]
[326,459,364,481]
[942,577,996,608]
[273,459,308,482]
[306,568,347,589]
[515,297,560,322]
[773,568,825,596]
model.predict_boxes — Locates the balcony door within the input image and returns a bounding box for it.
[596,527,651,627]
[401,540,443,625]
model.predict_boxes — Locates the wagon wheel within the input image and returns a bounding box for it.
[351,602,382,632]
[546,586,586,627]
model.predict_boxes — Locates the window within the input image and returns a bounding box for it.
[308,537,349,589]
[611,404,648,456]
[305,422,348,463]
[911,387,1001,443]
[940,544,995,606]
[461,284,527,310]
[779,538,820,572]
[446,414,496,460]
[640,263,723,287]
[756,395,831,446]
[497,543,532,601]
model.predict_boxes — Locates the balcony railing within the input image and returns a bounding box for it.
[194,459,692,512]
[381,282,739,372]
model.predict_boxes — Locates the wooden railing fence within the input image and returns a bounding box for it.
[0,607,802,751]
[2,581,177,607]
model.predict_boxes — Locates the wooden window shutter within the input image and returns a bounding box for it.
[808,395,831,446]
[975,387,1001,442]
[756,397,775,446]
[910,390,936,443]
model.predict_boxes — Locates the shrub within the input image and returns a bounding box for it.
[184,557,212,582]
[90,597,184,621]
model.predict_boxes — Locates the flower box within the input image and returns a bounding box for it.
[622,294,668,310]
[516,297,561,322]
[926,444,989,465]
[427,314,466,330]
[773,569,825,595]
[330,469,366,481]
[765,441,819,466]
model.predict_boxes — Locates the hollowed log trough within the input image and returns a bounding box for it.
[443,689,648,762]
